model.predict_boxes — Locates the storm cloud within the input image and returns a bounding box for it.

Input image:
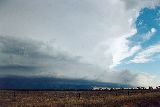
[0,36,155,87]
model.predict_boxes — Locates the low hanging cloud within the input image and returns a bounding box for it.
[0,35,157,87]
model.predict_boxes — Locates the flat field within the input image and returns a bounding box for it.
[0,89,160,107]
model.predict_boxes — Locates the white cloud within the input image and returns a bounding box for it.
[110,30,141,68]
[108,0,160,68]
[142,28,156,41]
[131,43,160,63]
[151,28,156,33]
[0,0,139,69]
[134,72,158,87]
[122,0,160,10]
[0,0,159,69]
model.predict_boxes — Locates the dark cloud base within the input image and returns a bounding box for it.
[0,36,147,87]
[0,76,130,90]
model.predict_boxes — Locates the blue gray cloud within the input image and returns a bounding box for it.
[0,36,155,87]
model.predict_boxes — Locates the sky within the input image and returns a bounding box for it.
[0,0,160,87]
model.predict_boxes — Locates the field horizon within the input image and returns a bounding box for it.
[0,89,160,107]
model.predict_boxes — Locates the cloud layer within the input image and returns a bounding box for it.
[0,35,156,87]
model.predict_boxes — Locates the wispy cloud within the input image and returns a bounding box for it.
[131,43,160,63]
[110,30,141,68]
[142,28,156,41]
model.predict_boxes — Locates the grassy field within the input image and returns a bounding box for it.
[0,89,160,107]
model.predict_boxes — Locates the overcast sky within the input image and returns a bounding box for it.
[0,0,160,87]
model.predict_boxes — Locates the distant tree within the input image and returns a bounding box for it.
[156,86,160,90]
[149,86,153,90]
[110,88,114,91]
[137,87,141,90]
[141,87,146,90]
[120,87,124,90]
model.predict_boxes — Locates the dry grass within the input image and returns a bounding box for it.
[0,90,160,107]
